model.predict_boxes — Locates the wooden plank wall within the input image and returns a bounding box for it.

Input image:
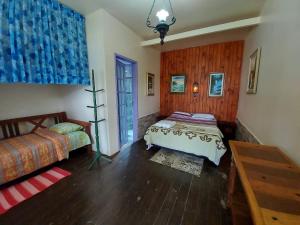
[160,41,244,122]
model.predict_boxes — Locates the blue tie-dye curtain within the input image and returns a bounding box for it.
[0,0,90,85]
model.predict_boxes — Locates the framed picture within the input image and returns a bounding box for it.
[170,74,186,93]
[209,73,224,97]
[146,73,155,96]
[247,48,261,94]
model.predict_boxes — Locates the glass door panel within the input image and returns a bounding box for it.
[116,58,134,147]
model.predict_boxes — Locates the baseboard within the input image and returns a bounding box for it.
[236,118,263,144]
[138,111,160,119]
[108,151,120,159]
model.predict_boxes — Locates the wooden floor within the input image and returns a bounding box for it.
[0,140,232,225]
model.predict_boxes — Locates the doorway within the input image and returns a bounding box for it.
[115,54,138,150]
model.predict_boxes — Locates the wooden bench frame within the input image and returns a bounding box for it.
[227,141,300,225]
[0,112,92,152]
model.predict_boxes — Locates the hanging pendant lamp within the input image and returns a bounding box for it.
[146,0,176,45]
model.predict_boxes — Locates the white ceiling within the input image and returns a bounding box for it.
[59,0,265,39]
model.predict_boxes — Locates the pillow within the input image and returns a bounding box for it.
[192,113,215,120]
[49,122,83,135]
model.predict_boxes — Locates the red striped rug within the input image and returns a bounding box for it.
[0,167,71,215]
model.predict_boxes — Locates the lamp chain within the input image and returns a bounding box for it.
[146,0,156,23]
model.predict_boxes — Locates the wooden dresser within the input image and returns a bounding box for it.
[227,141,300,225]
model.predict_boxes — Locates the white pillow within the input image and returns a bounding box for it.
[192,113,215,119]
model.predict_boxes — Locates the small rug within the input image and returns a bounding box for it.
[150,148,204,177]
[0,167,71,215]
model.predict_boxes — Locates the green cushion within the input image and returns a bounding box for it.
[49,122,83,135]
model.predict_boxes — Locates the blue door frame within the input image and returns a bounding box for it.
[115,54,138,149]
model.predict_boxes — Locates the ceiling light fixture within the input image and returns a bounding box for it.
[146,0,176,45]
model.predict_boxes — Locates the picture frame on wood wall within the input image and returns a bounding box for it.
[146,73,155,96]
[170,74,186,93]
[209,73,224,97]
[247,47,261,94]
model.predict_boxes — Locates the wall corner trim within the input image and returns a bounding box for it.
[236,117,263,144]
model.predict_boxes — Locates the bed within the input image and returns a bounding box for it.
[144,112,226,165]
[0,112,91,185]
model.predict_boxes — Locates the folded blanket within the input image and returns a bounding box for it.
[154,120,176,128]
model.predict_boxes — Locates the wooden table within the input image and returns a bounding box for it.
[227,141,300,225]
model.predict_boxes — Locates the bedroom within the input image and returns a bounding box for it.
[0,0,299,225]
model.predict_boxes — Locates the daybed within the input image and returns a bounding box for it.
[0,112,92,185]
[144,112,226,165]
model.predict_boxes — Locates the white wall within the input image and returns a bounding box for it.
[59,84,110,154]
[237,0,300,164]
[100,10,160,154]
[61,9,161,155]
[0,84,64,120]
[59,9,109,154]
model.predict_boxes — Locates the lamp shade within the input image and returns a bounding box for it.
[192,82,199,96]
[156,9,169,22]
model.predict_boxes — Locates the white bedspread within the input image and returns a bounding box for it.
[144,121,226,165]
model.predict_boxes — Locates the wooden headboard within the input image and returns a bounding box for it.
[0,112,67,139]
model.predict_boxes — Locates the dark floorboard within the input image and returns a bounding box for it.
[0,140,232,225]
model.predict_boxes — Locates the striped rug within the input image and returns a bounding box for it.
[0,167,71,215]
